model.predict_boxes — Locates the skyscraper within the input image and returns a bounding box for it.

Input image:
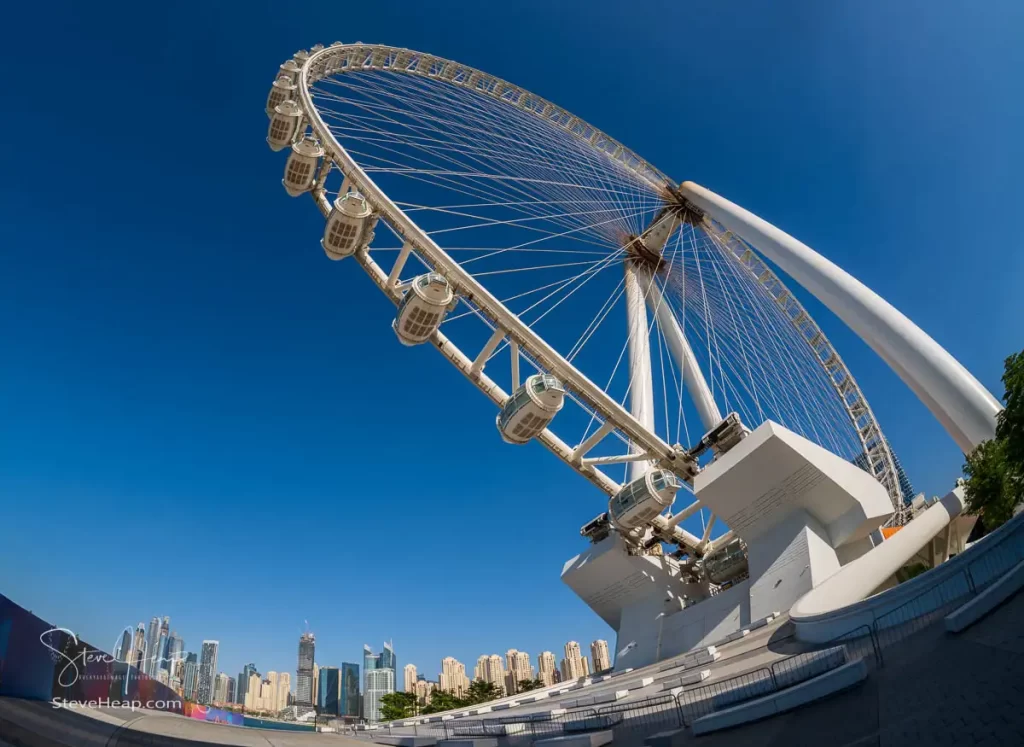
[246,672,285,712]
[130,623,146,672]
[276,672,291,712]
[379,640,396,672]
[504,650,533,693]
[144,617,160,676]
[414,679,437,706]
[318,666,341,715]
[537,652,557,687]
[116,629,132,663]
[183,652,198,700]
[296,632,316,706]
[313,664,320,708]
[474,655,506,695]
[403,663,417,692]
[562,641,585,680]
[439,657,470,696]
[237,662,258,706]
[166,632,184,671]
[363,644,378,700]
[197,641,219,705]
[340,662,361,720]
[364,668,395,723]
[213,672,230,704]
[156,617,170,675]
[581,656,591,676]
[590,640,611,672]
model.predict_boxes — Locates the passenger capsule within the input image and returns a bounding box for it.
[321,192,374,260]
[278,59,301,84]
[267,100,303,152]
[282,137,324,197]
[293,49,310,64]
[702,538,748,586]
[608,469,681,531]
[266,76,297,117]
[393,273,454,346]
[496,373,565,444]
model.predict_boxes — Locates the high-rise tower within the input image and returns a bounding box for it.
[296,632,315,705]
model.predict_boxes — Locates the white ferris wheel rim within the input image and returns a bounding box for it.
[290,42,904,533]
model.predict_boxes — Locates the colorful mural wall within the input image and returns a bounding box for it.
[0,592,183,713]
[183,702,245,725]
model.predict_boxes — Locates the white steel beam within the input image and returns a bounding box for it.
[679,182,1001,453]
[386,242,413,288]
[624,262,656,481]
[635,265,722,433]
[471,328,505,376]
[571,421,615,462]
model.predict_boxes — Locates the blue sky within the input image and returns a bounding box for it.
[1,0,1021,688]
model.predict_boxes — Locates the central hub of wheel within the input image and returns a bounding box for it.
[624,233,666,272]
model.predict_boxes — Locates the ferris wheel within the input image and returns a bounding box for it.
[264,42,909,555]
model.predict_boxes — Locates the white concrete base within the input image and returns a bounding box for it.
[660,669,710,691]
[946,557,1024,632]
[374,738,437,747]
[625,676,654,690]
[534,730,614,747]
[691,659,868,735]
[592,689,629,704]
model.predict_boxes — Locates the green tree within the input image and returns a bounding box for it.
[464,678,502,705]
[379,691,417,721]
[516,678,544,692]
[964,350,1024,527]
[420,689,464,715]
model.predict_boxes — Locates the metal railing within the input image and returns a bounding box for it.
[872,513,1024,651]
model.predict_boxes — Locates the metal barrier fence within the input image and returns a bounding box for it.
[595,694,680,737]
[442,707,607,740]
[872,513,1024,650]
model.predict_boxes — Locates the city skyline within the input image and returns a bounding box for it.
[106,613,605,713]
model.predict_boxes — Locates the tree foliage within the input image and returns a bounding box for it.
[516,678,544,692]
[417,679,505,715]
[964,350,1024,527]
[379,691,417,721]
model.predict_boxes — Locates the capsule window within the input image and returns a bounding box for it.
[287,161,312,184]
[271,119,293,141]
[512,412,543,438]
[328,221,359,249]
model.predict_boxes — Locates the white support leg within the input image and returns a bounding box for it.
[571,421,615,462]
[624,262,657,481]
[679,181,1001,453]
[635,265,722,433]
[386,242,413,288]
[471,328,505,376]
[510,340,520,390]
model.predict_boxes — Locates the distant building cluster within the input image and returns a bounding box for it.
[112,616,220,707]
[112,617,608,725]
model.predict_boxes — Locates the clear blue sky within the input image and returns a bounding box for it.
[1,1,1021,688]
